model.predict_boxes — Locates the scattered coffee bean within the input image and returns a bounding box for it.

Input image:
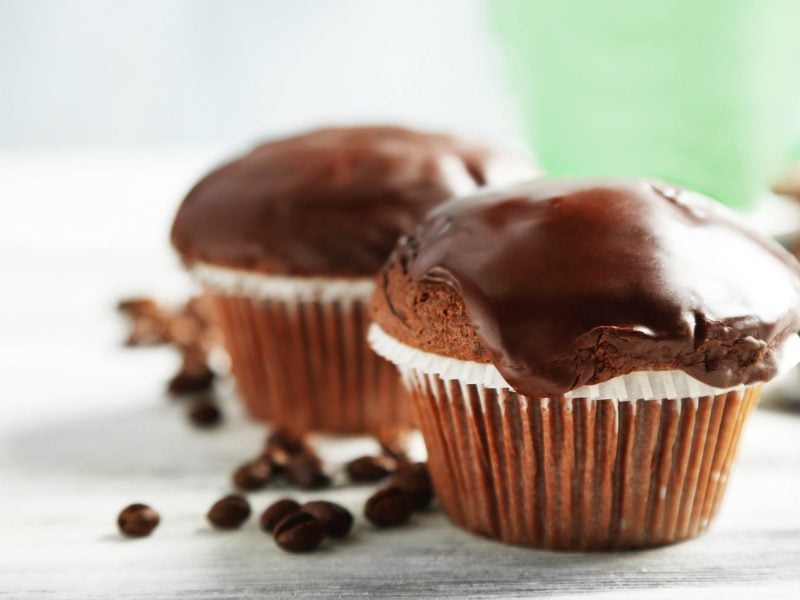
[346,455,397,483]
[260,499,301,532]
[119,294,220,426]
[168,367,215,396]
[117,297,160,316]
[268,430,307,454]
[188,399,222,428]
[207,494,251,529]
[263,430,307,467]
[285,454,331,490]
[364,486,414,527]
[301,501,353,538]
[232,457,274,491]
[124,320,168,347]
[117,503,160,537]
[168,314,206,349]
[273,511,326,553]
[118,298,169,347]
[379,437,410,461]
[393,462,434,511]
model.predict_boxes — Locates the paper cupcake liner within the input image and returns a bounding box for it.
[367,325,773,549]
[406,368,760,550]
[191,262,376,302]
[203,289,412,435]
[368,323,769,400]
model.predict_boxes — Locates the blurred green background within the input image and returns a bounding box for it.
[490,0,800,210]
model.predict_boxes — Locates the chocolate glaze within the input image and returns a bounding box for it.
[392,178,800,395]
[171,126,537,277]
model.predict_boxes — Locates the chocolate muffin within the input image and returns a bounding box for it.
[370,177,800,549]
[171,125,536,435]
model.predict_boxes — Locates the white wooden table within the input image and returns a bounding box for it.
[2,152,800,599]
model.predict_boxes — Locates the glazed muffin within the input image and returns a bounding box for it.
[370,178,800,549]
[170,126,536,436]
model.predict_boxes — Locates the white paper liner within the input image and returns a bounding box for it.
[190,262,374,302]
[369,323,800,402]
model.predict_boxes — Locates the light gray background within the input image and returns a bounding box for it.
[0,0,522,148]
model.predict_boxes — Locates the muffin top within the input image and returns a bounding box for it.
[373,178,800,396]
[171,126,536,277]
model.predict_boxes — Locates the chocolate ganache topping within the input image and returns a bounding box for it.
[377,178,800,395]
[171,126,537,277]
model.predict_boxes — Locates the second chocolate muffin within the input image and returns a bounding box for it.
[171,125,536,436]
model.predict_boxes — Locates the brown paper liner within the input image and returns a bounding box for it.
[205,291,412,436]
[407,370,760,550]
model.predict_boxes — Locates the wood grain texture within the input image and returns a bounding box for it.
[2,378,800,599]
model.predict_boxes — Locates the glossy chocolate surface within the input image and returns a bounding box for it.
[400,178,800,395]
[171,126,536,276]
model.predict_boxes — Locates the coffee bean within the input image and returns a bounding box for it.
[124,320,169,347]
[232,457,274,491]
[364,486,414,527]
[273,511,326,553]
[117,298,168,346]
[207,494,251,529]
[117,297,160,317]
[117,503,160,537]
[169,367,215,396]
[345,455,397,483]
[301,501,353,538]
[266,430,307,454]
[260,499,301,532]
[168,315,205,349]
[285,454,331,490]
[188,399,222,428]
[379,437,410,461]
[264,430,307,467]
[393,462,434,511]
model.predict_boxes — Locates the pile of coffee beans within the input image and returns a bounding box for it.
[194,495,354,553]
[262,499,354,553]
[228,430,332,492]
[116,430,435,553]
[117,295,438,551]
[118,295,224,427]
